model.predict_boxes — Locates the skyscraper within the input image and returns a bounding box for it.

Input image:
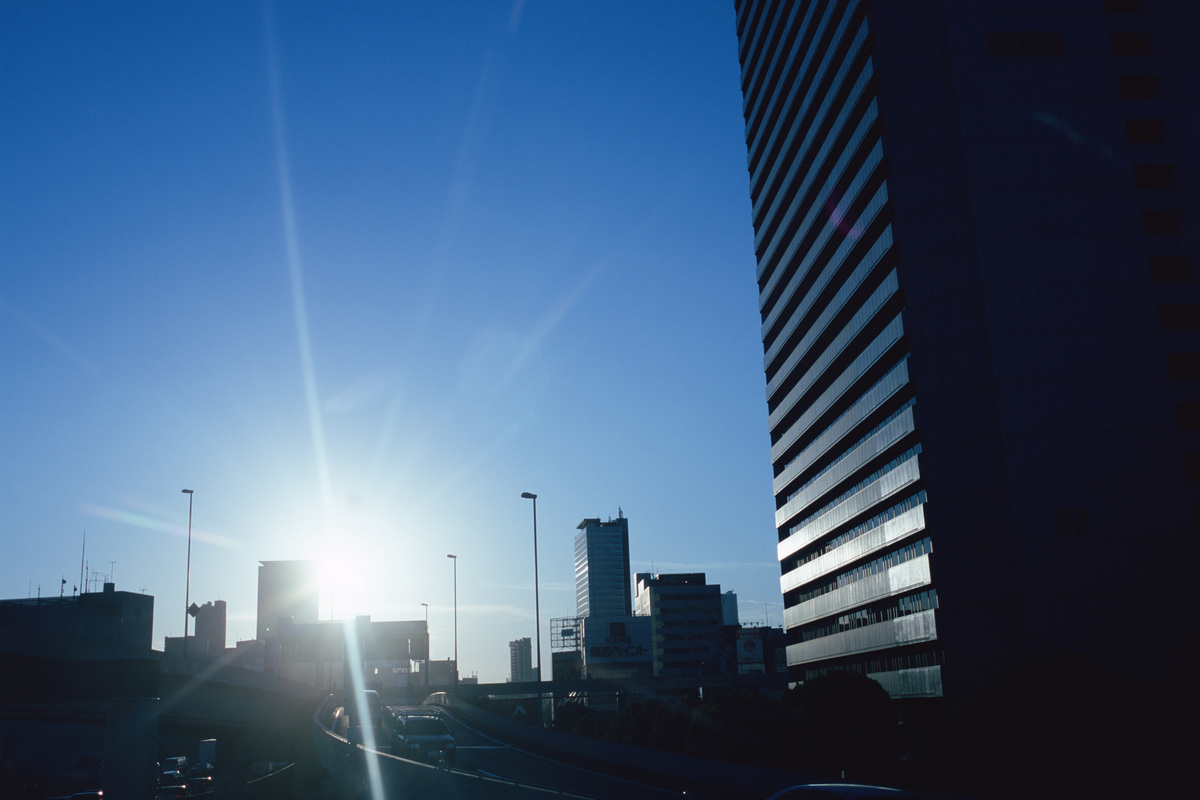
[574,513,633,618]
[256,560,318,641]
[735,0,1199,698]
[509,636,535,683]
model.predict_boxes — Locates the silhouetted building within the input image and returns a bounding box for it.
[193,600,226,652]
[575,513,632,618]
[731,625,788,676]
[509,637,535,683]
[265,615,428,690]
[735,0,1200,697]
[721,591,740,626]
[551,649,583,682]
[0,582,153,659]
[580,616,653,680]
[634,573,724,677]
[256,560,318,640]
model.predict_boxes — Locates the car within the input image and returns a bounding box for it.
[391,711,456,767]
[346,690,388,747]
[764,784,920,799]
[186,775,213,795]
[155,784,188,799]
[159,770,185,787]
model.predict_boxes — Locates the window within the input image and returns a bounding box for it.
[1175,403,1200,430]
[987,30,1063,55]
[1126,119,1166,143]
[1150,256,1190,281]
[1134,163,1173,188]
[1111,32,1151,56]
[1143,209,1183,235]
[1118,75,1157,98]
[1159,304,1198,331]
[1167,353,1200,380]
[1057,509,1090,538]
[1186,454,1200,483]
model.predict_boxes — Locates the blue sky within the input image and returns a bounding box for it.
[0,1,780,682]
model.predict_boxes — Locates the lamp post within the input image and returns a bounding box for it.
[181,489,194,657]
[520,491,543,726]
[446,554,457,685]
[421,602,429,690]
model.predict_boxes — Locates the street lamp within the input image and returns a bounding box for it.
[181,489,194,657]
[421,602,429,690]
[446,554,458,684]
[520,491,543,726]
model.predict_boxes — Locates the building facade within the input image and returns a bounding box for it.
[735,0,1200,697]
[256,560,318,641]
[580,615,653,680]
[634,573,724,677]
[0,583,153,659]
[266,616,428,690]
[193,600,227,656]
[509,636,535,683]
[574,514,633,618]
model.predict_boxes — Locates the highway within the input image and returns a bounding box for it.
[425,706,690,800]
[325,703,696,800]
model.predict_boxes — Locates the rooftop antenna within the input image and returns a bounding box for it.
[109,560,116,587]
[60,577,66,598]
[618,507,624,519]
[79,532,86,597]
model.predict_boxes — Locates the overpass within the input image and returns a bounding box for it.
[450,671,793,700]
[0,650,323,797]
[2,650,797,798]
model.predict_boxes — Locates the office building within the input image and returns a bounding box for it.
[193,600,227,656]
[575,513,633,618]
[634,573,724,677]
[164,598,227,658]
[0,582,153,659]
[256,560,318,641]
[509,636,535,683]
[266,615,428,689]
[721,591,740,626]
[735,0,1200,697]
[579,616,653,680]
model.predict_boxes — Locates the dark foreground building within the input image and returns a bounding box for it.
[735,0,1199,697]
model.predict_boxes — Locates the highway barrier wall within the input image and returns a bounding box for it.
[311,694,595,800]
[440,694,811,798]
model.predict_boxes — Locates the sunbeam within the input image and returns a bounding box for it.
[263,2,339,546]
[78,504,240,549]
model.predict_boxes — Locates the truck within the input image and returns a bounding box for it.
[196,739,217,773]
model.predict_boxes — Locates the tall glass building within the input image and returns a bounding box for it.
[575,514,633,619]
[735,0,1199,697]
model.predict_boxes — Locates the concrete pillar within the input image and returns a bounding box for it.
[103,697,158,799]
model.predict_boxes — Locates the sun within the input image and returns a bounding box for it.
[315,539,378,622]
